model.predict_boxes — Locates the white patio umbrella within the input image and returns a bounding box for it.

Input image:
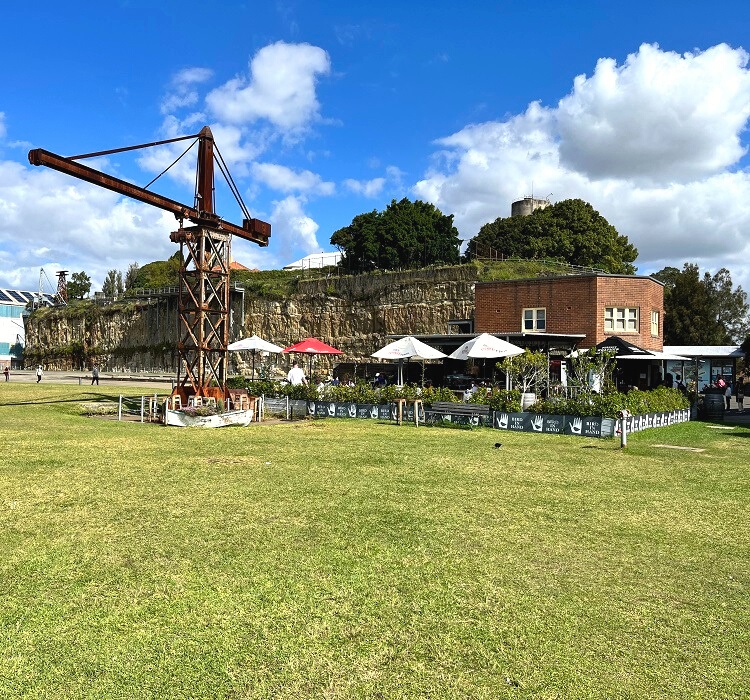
[448,333,524,360]
[228,335,284,379]
[448,333,523,385]
[372,336,445,385]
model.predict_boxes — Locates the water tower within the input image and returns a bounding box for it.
[511,196,550,217]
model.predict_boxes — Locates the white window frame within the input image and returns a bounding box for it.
[522,307,546,332]
[604,306,639,333]
[650,310,659,337]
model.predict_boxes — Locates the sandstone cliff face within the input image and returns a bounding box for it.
[24,266,478,371]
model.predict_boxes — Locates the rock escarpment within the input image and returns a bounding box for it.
[24,265,477,372]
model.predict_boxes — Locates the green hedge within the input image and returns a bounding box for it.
[468,388,522,412]
[224,379,687,419]
[529,387,689,419]
[224,379,457,404]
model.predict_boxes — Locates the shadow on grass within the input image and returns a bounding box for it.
[0,391,149,408]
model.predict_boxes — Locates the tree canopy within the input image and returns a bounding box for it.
[66,271,91,300]
[653,263,749,344]
[124,262,140,291]
[466,199,638,274]
[102,269,124,297]
[128,253,181,290]
[331,198,461,273]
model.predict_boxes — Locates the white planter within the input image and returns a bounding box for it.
[521,392,537,410]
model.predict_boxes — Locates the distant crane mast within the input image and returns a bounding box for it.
[56,270,68,305]
[28,127,271,402]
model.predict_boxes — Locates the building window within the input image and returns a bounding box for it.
[651,310,659,336]
[523,307,546,332]
[604,307,639,333]
[448,319,473,334]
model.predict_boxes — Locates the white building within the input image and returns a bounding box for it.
[0,289,55,368]
[283,252,341,271]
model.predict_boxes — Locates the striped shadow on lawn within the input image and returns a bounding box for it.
[1,384,748,699]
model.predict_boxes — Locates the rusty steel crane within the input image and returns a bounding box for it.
[29,127,270,403]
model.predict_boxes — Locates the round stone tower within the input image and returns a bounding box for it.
[511,197,550,217]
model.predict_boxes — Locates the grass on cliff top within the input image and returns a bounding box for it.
[1,382,749,699]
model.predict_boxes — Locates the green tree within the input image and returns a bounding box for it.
[102,269,123,297]
[331,198,461,273]
[653,263,749,344]
[129,253,181,290]
[467,199,638,274]
[497,350,548,393]
[124,262,140,290]
[66,271,91,300]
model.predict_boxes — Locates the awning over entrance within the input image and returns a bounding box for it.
[595,336,653,358]
[394,332,586,356]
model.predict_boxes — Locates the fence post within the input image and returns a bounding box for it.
[118,395,122,422]
[140,396,145,423]
[618,409,630,448]
[286,395,290,420]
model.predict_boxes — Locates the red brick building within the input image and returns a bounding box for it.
[474,273,665,351]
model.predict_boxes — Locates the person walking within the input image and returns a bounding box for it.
[36,365,43,383]
[91,365,99,386]
[287,360,307,386]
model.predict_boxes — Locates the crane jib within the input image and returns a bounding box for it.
[27,147,270,246]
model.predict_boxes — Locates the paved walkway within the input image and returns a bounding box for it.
[723,407,750,426]
[1,370,174,390]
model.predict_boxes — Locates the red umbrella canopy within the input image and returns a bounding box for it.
[283,337,342,355]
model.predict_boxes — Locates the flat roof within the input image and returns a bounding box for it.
[663,345,744,358]
[388,332,586,352]
[475,273,664,286]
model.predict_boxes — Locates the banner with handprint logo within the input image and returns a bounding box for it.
[562,416,604,437]
[542,415,564,433]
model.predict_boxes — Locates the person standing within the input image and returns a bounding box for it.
[91,365,100,386]
[724,382,733,410]
[287,360,307,386]
[36,365,43,383]
[737,380,745,413]
[3,365,8,382]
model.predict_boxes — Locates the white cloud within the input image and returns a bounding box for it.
[161,67,214,115]
[344,165,406,198]
[344,177,385,197]
[269,195,321,261]
[253,162,335,195]
[0,161,174,291]
[206,41,331,131]
[557,43,750,182]
[414,43,750,293]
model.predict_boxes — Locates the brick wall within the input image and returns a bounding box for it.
[595,276,664,351]
[475,274,664,350]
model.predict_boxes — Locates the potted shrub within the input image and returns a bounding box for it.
[497,350,548,410]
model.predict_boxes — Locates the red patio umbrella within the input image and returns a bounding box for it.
[283,337,342,379]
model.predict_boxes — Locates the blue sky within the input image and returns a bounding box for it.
[2,0,750,297]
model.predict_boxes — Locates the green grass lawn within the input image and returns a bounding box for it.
[1,383,748,699]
